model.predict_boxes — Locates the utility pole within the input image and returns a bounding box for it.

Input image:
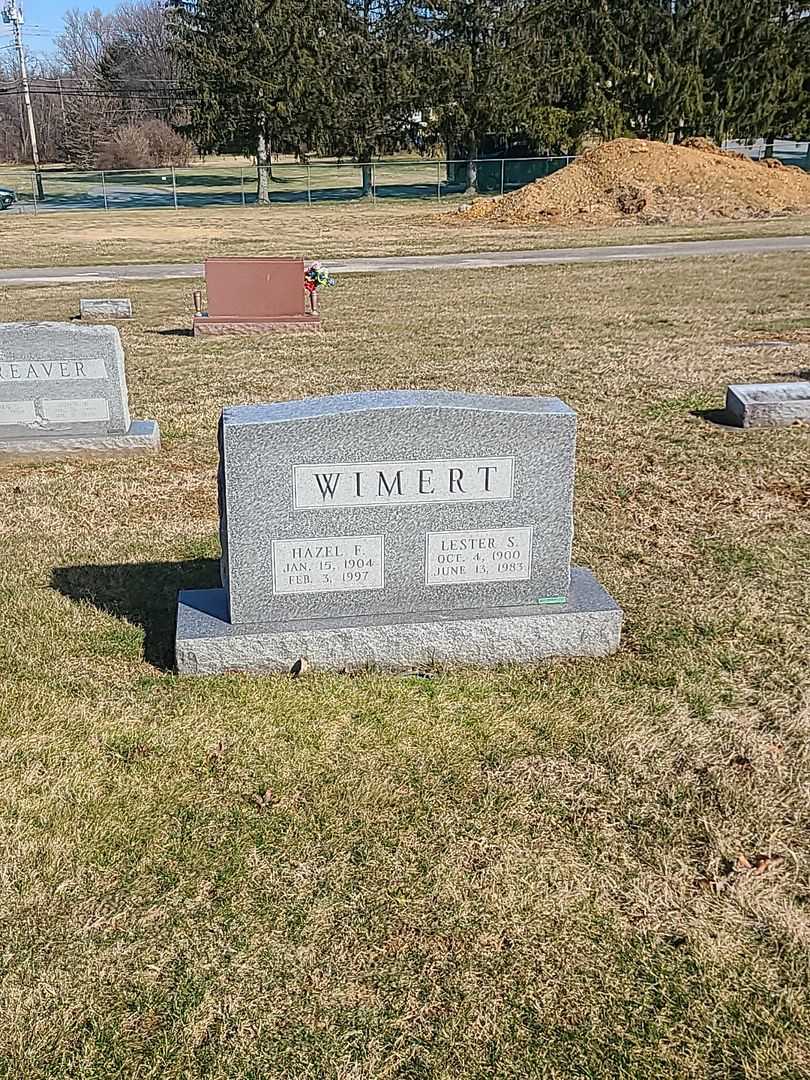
[2,1,43,199]
[56,76,66,130]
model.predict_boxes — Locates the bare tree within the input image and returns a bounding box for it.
[0,53,67,163]
[56,8,114,80]
[52,0,185,166]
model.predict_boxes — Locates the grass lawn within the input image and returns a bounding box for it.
[0,254,809,1078]
[0,202,809,270]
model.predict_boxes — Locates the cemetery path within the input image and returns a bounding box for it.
[0,233,808,286]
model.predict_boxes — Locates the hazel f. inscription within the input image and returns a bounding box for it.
[293,456,514,509]
[425,527,533,585]
[272,534,384,595]
[0,358,106,381]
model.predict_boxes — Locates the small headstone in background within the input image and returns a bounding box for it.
[0,322,159,462]
[79,298,133,320]
[176,390,622,674]
[726,381,810,427]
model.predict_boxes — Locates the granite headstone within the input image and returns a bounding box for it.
[0,322,159,461]
[176,390,621,673]
[193,257,321,336]
[726,381,810,428]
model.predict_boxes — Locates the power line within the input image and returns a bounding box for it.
[0,84,196,98]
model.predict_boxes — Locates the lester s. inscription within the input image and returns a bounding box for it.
[0,358,107,381]
[272,534,384,595]
[425,527,533,585]
[293,456,514,509]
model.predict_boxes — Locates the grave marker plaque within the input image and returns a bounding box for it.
[80,298,133,321]
[726,381,810,428]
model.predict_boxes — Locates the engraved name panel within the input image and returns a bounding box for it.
[425,527,533,586]
[293,456,514,509]
[40,397,110,423]
[0,401,37,424]
[272,534,384,595]
[0,358,107,381]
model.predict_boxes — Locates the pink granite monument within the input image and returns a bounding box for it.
[193,257,321,336]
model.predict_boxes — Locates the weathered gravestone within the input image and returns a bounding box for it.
[80,298,133,321]
[192,257,320,336]
[726,381,810,428]
[176,390,621,674]
[0,322,160,462]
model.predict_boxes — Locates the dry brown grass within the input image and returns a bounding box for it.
[1,202,810,270]
[0,254,808,1078]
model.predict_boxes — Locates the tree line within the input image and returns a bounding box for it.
[171,0,810,193]
[0,0,807,192]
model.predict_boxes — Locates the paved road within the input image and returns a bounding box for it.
[0,233,808,287]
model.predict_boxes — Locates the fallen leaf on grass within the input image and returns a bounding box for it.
[250,788,276,810]
[696,852,786,894]
[735,852,785,877]
[751,853,785,876]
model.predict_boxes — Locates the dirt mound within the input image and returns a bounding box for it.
[458,137,810,226]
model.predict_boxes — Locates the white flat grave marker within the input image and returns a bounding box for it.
[726,381,810,428]
[79,298,133,320]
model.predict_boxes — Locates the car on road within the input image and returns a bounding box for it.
[0,188,16,210]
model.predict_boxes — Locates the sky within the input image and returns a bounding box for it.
[0,0,117,56]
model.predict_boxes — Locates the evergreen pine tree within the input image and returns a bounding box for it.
[171,0,352,201]
[334,0,425,194]
[422,0,581,190]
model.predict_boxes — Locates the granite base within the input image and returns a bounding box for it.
[175,566,622,675]
[0,419,160,462]
[193,314,321,336]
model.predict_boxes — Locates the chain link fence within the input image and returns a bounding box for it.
[722,139,810,168]
[0,156,575,215]
[3,142,806,215]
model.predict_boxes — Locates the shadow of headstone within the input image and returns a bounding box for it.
[51,558,220,671]
[690,408,742,429]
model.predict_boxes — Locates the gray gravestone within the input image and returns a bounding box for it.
[80,298,133,320]
[0,322,159,461]
[176,390,621,674]
[726,381,810,428]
